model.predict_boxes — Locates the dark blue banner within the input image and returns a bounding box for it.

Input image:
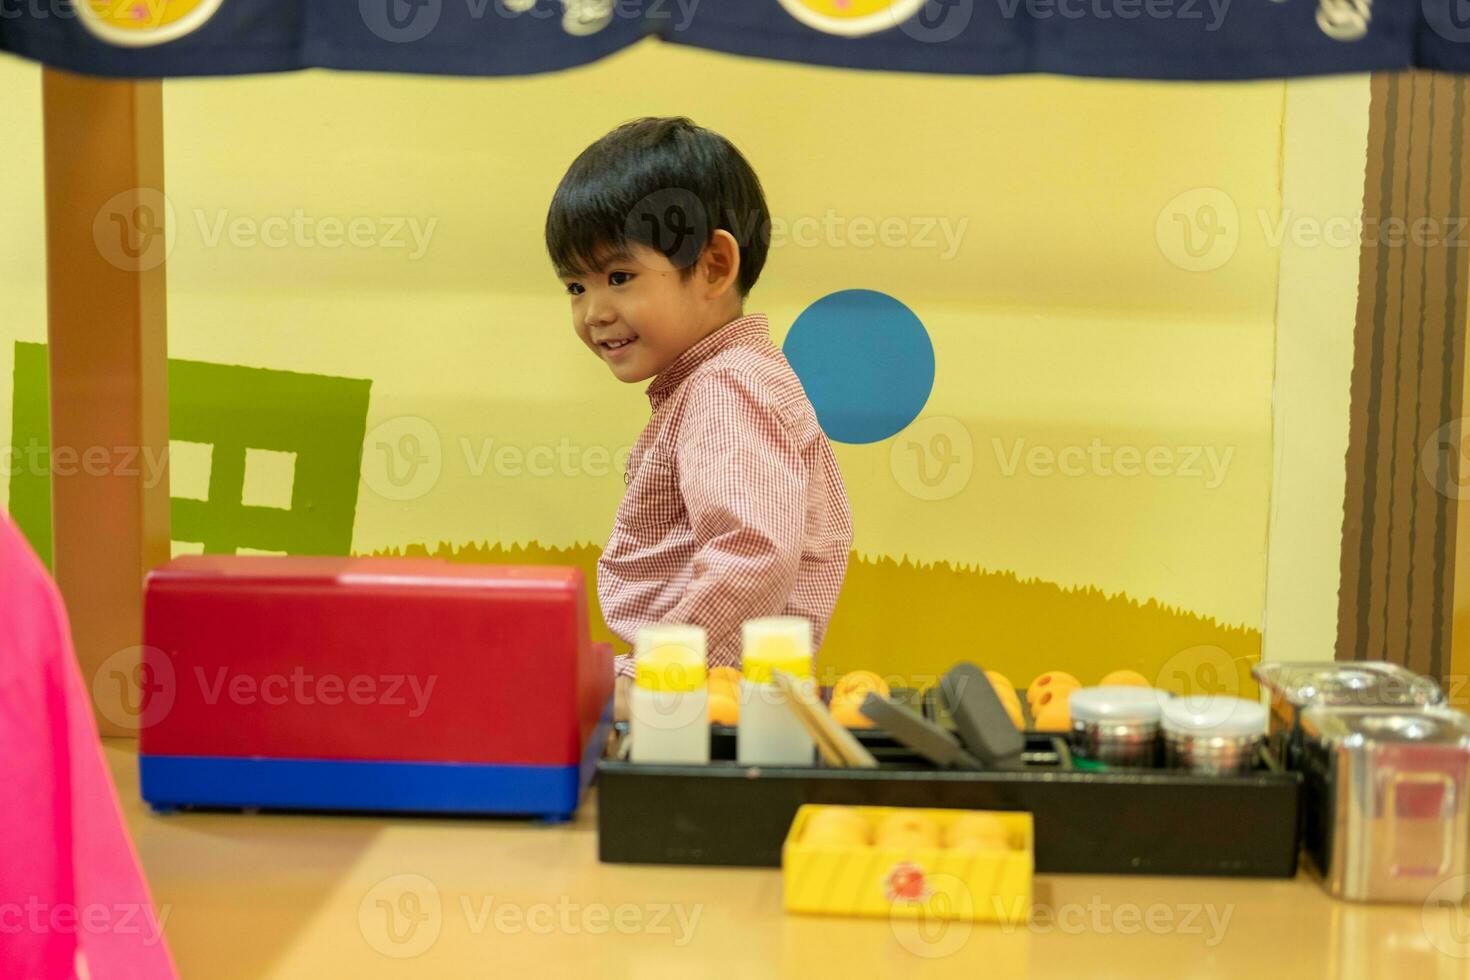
[0,0,647,77]
[0,0,1466,80]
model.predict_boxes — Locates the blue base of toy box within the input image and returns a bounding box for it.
[141,702,611,822]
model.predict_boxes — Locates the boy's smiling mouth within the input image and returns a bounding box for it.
[598,336,639,360]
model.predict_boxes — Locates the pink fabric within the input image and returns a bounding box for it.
[598,314,854,676]
[0,511,176,980]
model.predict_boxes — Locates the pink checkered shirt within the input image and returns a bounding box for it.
[600,314,853,677]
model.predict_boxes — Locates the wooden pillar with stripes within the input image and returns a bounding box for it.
[1337,71,1470,697]
[42,69,172,735]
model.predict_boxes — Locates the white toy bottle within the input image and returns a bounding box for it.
[737,617,815,766]
[629,624,710,765]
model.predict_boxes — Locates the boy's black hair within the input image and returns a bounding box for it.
[545,116,770,298]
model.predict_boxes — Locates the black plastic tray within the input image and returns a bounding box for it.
[597,726,1302,877]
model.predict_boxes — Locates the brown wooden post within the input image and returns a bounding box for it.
[1337,71,1470,703]
[41,68,171,736]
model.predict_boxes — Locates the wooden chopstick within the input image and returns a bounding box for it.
[772,670,878,769]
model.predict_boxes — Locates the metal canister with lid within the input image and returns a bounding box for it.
[1069,686,1163,767]
[1161,696,1267,775]
[1299,705,1470,902]
[1252,661,1443,767]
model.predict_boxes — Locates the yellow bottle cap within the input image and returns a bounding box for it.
[634,625,707,693]
[741,617,813,683]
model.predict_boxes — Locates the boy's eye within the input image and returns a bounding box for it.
[565,282,584,296]
[609,271,634,286]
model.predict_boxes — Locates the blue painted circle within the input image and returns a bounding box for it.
[783,290,935,445]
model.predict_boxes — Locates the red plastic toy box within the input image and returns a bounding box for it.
[138,556,614,820]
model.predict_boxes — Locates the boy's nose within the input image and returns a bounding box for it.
[584,303,617,328]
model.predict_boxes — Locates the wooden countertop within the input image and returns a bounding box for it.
[104,740,1460,979]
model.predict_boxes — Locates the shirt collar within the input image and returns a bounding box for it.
[646,314,771,408]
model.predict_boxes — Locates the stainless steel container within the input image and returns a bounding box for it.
[1069,686,1163,767]
[1300,705,1470,903]
[1252,661,1443,767]
[1161,696,1267,776]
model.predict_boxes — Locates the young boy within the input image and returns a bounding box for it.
[544,116,853,680]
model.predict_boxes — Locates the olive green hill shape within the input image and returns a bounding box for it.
[368,540,1261,697]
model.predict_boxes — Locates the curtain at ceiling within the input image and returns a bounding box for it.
[0,1,1462,80]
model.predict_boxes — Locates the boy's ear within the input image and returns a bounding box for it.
[700,229,742,300]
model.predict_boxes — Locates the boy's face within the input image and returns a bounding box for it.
[561,243,718,384]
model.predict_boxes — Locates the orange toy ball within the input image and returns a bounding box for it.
[1027,671,1082,707]
[878,830,939,853]
[805,825,868,848]
[830,696,875,729]
[833,670,891,703]
[1099,669,1152,688]
[875,811,942,850]
[1032,700,1072,732]
[708,666,743,691]
[805,807,871,847]
[945,813,1013,851]
[1001,697,1025,730]
[1033,681,1080,711]
[984,670,1017,697]
[708,692,740,726]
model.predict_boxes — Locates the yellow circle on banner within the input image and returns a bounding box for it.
[776,0,927,36]
[797,0,905,15]
[79,0,225,47]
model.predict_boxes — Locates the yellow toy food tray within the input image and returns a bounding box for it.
[782,805,1033,923]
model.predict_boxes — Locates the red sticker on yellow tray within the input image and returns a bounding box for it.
[884,861,934,902]
[79,0,224,47]
[776,0,927,36]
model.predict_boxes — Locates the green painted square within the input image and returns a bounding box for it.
[9,342,372,566]
[9,342,53,567]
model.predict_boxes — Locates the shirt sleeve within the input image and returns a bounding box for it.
[660,368,810,668]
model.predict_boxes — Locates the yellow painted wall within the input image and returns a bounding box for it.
[1262,75,1372,665]
[157,43,1284,688]
[0,45,1374,692]
[0,58,45,499]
